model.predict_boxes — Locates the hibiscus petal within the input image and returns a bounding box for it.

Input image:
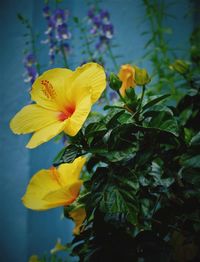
[30,68,73,111]
[22,159,84,211]
[22,169,62,210]
[64,95,92,136]
[26,121,67,148]
[43,181,82,208]
[10,104,59,134]
[58,157,86,185]
[71,62,106,104]
[69,208,86,235]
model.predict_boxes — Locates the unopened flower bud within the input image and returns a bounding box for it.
[169,59,189,75]
[118,64,136,96]
[109,73,122,91]
[133,65,151,86]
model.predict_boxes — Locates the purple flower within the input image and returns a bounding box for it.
[87,7,114,54]
[53,9,68,26]
[90,15,101,34]
[100,10,110,24]
[93,15,101,27]
[44,17,56,35]
[42,5,71,64]
[56,23,71,41]
[102,24,114,39]
[49,42,57,64]
[27,67,38,80]
[96,36,109,52]
[88,8,95,19]
[43,5,51,18]
[23,53,38,84]
[24,53,37,66]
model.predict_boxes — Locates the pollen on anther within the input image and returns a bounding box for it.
[41,80,56,99]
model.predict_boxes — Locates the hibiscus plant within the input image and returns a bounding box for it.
[10,58,200,262]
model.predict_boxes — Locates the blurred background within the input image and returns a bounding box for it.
[0,0,199,261]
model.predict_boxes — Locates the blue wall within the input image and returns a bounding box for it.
[0,0,194,261]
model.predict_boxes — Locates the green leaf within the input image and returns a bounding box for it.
[100,185,138,225]
[143,94,170,111]
[105,110,125,129]
[191,132,200,146]
[181,167,200,186]
[73,16,79,23]
[147,111,179,137]
[98,147,136,162]
[107,123,136,150]
[143,105,173,118]
[85,121,107,137]
[53,144,85,166]
[180,155,200,168]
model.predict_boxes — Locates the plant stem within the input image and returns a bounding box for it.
[61,44,68,68]
[138,85,146,112]
[107,44,118,72]
[30,26,41,74]
[117,90,126,104]
[134,85,146,122]
[76,18,93,60]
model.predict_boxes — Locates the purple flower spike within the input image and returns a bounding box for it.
[102,24,114,39]
[96,36,109,52]
[43,5,51,18]
[24,53,36,66]
[44,17,55,35]
[100,10,110,24]
[24,54,38,84]
[42,5,71,64]
[93,15,101,27]
[53,9,68,26]
[90,15,102,34]
[56,23,71,41]
[88,8,95,19]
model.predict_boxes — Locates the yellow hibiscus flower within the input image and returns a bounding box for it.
[118,64,136,96]
[22,157,86,211]
[10,63,106,148]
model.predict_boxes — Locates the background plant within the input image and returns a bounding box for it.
[141,0,192,105]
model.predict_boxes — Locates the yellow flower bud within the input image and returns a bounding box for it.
[133,65,151,86]
[118,64,136,96]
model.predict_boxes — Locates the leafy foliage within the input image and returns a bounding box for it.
[53,52,200,261]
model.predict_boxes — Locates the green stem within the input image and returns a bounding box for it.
[117,90,126,104]
[83,32,93,60]
[135,85,146,121]
[107,44,118,72]
[138,85,146,112]
[30,26,41,74]
[61,44,68,68]
[77,20,93,60]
